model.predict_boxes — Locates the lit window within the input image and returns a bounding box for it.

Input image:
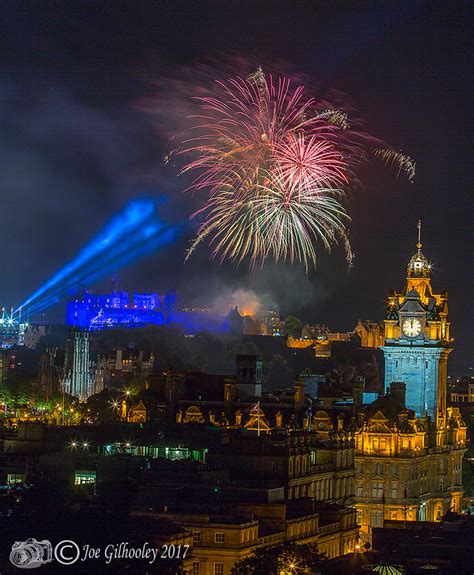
[215,532,225,543]
[74,470,96,485]
[6,473,26,484]
[370,511,383,528]
[213,563,224,575]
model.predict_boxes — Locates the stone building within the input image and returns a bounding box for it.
[354,320,384,348]
[95,347,154,391]
[354,223,466,538]
[144,497,358,575]
[207,432,354,504]
[354,382,465,536]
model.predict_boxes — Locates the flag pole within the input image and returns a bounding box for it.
[257,401,260,437]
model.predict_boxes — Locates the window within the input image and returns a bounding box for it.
[193,531,201,544]
[6,473,26,484]
[193,562,200,575]
[214,563,224,575]
[356,482,364,497]
[215,532,225,543]
[74,470,96,485]
[370,511,383,528]
[373,462,384,475]
[391,483,398,499]
[391,464,398,477]
[372,481,384,498]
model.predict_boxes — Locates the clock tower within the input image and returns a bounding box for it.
[382,222,451,423]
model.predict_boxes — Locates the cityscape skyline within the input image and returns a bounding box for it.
[1,2,472,373]
[0,3,472,573]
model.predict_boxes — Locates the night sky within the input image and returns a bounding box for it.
[1,1,472,373]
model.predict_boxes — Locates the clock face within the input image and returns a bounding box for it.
[402,317,422,337]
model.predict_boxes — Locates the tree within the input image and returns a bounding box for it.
[231,542,325,575]
[284,316,303,338]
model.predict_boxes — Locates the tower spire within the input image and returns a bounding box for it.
[417,220,422,250]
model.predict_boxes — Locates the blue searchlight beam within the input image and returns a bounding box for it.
[17,198,181,315]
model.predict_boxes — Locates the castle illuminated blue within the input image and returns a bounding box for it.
[66,284,243,335]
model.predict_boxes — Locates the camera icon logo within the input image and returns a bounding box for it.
[9,539,53,569]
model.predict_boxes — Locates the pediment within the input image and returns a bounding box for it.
[367,422,392,434]
[370,410,389,422]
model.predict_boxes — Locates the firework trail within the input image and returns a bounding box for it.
[170,66,414,271]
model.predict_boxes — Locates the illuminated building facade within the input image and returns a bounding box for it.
[354,223,466,537]
[354,320,384,348]
[354,383,466,536]
[382,223,450,420]
[450,375,474,404]
[95,348,154,391]
[66,287,240,335]
[63,330,94,401]
[287,325,354,358]
[242,310,285,336]
[0,307,29,349]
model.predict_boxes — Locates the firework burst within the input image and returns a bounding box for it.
[178,67,413,270]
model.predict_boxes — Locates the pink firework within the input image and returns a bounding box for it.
[175,67,414,269]
[274,133,348,204]
[180,70,344,197]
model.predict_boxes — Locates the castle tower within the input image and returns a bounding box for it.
[382,222,451,423]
